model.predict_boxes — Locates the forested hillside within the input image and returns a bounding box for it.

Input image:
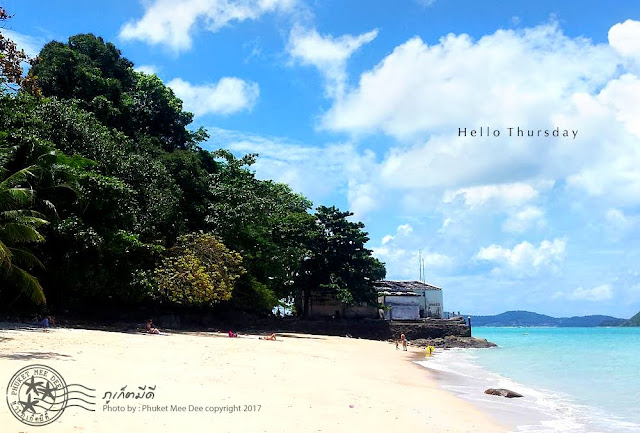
[0,16,385,317]
[470,310,625,327]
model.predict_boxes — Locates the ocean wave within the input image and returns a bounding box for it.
[416,348,640,433]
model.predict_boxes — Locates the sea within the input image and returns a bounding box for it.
[417,327,640,433]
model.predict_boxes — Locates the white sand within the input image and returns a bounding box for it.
[0,326,507,432]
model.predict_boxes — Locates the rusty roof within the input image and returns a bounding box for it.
[375,280,442,292]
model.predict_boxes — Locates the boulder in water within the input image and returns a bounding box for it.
[484,388,523,398]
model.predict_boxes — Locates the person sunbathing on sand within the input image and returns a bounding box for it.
[228,330,238,337]
[260,333,277,341]
[146,319,160,334]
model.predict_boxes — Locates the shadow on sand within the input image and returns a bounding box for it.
[0,351,73,360]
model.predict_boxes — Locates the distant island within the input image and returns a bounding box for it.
[469,310,640,327]
[622,311,640,327]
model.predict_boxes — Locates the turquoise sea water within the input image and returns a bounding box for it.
[418,327,640,432]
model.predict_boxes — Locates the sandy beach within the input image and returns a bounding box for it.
[0,325,507,433]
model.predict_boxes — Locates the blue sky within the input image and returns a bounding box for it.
[4,0,640,317]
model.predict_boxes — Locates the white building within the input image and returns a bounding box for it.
[376,280,444,320]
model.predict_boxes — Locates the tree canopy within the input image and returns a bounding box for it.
[0,22,386,317]
[298,206,386,316]
[29,33,204,151]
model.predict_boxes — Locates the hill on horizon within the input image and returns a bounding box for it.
[469,310,627,327]
[618,310,640,327]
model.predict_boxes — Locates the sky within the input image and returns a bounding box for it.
[3,0,640,317]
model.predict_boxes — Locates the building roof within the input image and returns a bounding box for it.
[375,280,442,292]
[377,291,422,297]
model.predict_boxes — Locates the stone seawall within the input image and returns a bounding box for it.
[390,319,471,339]
[163,314,472,340]
[7,308,472,341]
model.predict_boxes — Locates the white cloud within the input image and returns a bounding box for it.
[373,246,452,280]
[322,23,618,138]
[381,235,394,245]
[503,206,545,233]
[288,26,378,98]
[554,284,614,301]
[120,0,297,52]
[380,223,414,245]
[606,208,631,230]
[306,20,640,220]
[443,183,539,209]
[604,208,636,241]
[397,224,413,235]
[421,251,452,269]
[0,29,44,58]
[347,181,379,218]
[135,64,159,75]
[477,238,566,277]
[608,19,640,58]
[415,0,437,7]
[595,74,640,138]
[203,128,378,213]
[439,218,452,232]
[168,77,259,116]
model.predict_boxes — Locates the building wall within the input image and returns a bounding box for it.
[308,301,343,318]
[382,295,422,320]
[424,290,444,319]
[344,303,378,319]
[302,284,444,320]
[308,298,377,319]
[385,305,420,320]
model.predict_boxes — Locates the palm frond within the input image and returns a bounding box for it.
[0,262,46,304]
[0,165,38,189]
[0,187,36,209]
[0,223,46,243]
[0,240,12,266]
[0,209,48,222]
[8,246,45,269]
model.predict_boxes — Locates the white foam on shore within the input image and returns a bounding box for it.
[416,348,640,433]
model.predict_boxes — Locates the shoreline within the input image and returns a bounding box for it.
[415,348,545,432]
[0,324,508,432]
[416,343,640,433]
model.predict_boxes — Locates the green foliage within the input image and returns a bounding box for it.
[228,275,280,313]
[208,150,316,306]
[154,233,245,307]
[29,34,132,118]
[619,310,640,327]
[124,72,197,151]
[0,164,48,304]
[161,149,220,233]
[298,206,386,316]
[29,34,204,151]
[0,30,387,317]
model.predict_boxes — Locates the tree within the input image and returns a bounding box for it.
[28,34,133,119]
[5,30,386,318]
[29,34,206,151]
[298,206,386,317]
[207,150,316,311]
[154,233,245,307]
[0,7,39,94]
[0,92,79,307]
[0,165,48,304]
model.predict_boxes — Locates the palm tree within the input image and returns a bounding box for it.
[0,165,49,304]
